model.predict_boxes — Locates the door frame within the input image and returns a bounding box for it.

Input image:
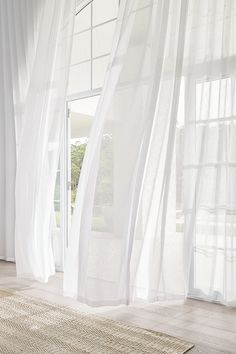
[57,89,102,271]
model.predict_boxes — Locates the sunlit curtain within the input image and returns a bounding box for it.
[15,0,75,282]
[183,1,236,306]
[0,0,40,261]
[64,0,236,306]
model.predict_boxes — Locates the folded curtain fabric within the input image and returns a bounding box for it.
[0,0,40,262]
[64,0,236,307]
[15,0,75,282]
[0,0,75,281]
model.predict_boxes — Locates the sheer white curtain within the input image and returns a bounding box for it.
[65,0,236,306]
[15,0,75,282]
[183,0,236,306]
[0,0,40,261]
[64,0,188,305]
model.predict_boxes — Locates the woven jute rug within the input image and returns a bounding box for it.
[0,288,193,354]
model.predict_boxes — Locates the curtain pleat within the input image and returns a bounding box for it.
[15,0,75,282]
[0,0,39,261]
[0,0,75,282]
[64,0,236,307]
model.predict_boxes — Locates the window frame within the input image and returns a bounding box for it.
[67,0,119,99]
[56,1,120,271]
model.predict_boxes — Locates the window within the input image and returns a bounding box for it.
[67,0,119,222]
[67,0,119,96]
[53,0,119,269]
[182,77,236,298]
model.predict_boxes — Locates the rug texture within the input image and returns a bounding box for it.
[0,289,193,354]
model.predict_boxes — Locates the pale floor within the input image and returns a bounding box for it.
[0,261,235,354]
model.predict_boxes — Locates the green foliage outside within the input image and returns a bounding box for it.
[54,135,113,231]
[71,135,113,231]
[71,142,87,206]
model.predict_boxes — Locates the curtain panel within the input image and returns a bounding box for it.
[0,0,75,281]
[0,0,40,261]
[64,0,236,307]
[14,0,75,282]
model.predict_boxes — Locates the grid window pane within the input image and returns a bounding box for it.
[93,21,116,58]
[68,0,119,96]
[74,4,91,33]
[93,0,119,26]
[71,30,91,64]
[68,62,91,95]
[92,56,109,89]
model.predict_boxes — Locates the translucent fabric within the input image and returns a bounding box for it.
[0,0,40,261]
[182,0,236,306]
[64,0,236,307]
[15,0,75,282]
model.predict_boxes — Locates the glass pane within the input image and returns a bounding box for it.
[196,78,233,121]
[69,96,100,215]
[92,55,109,89]
[67,62,91,95]
[53,166,63,269]
[93,21,116,58]
[93,0,119,26]
[71,30,91,64]
[54,170,61,227]
[74,4,91,33]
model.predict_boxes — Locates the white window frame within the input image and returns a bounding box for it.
[68,0,119,97]
[57,0,119,270]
